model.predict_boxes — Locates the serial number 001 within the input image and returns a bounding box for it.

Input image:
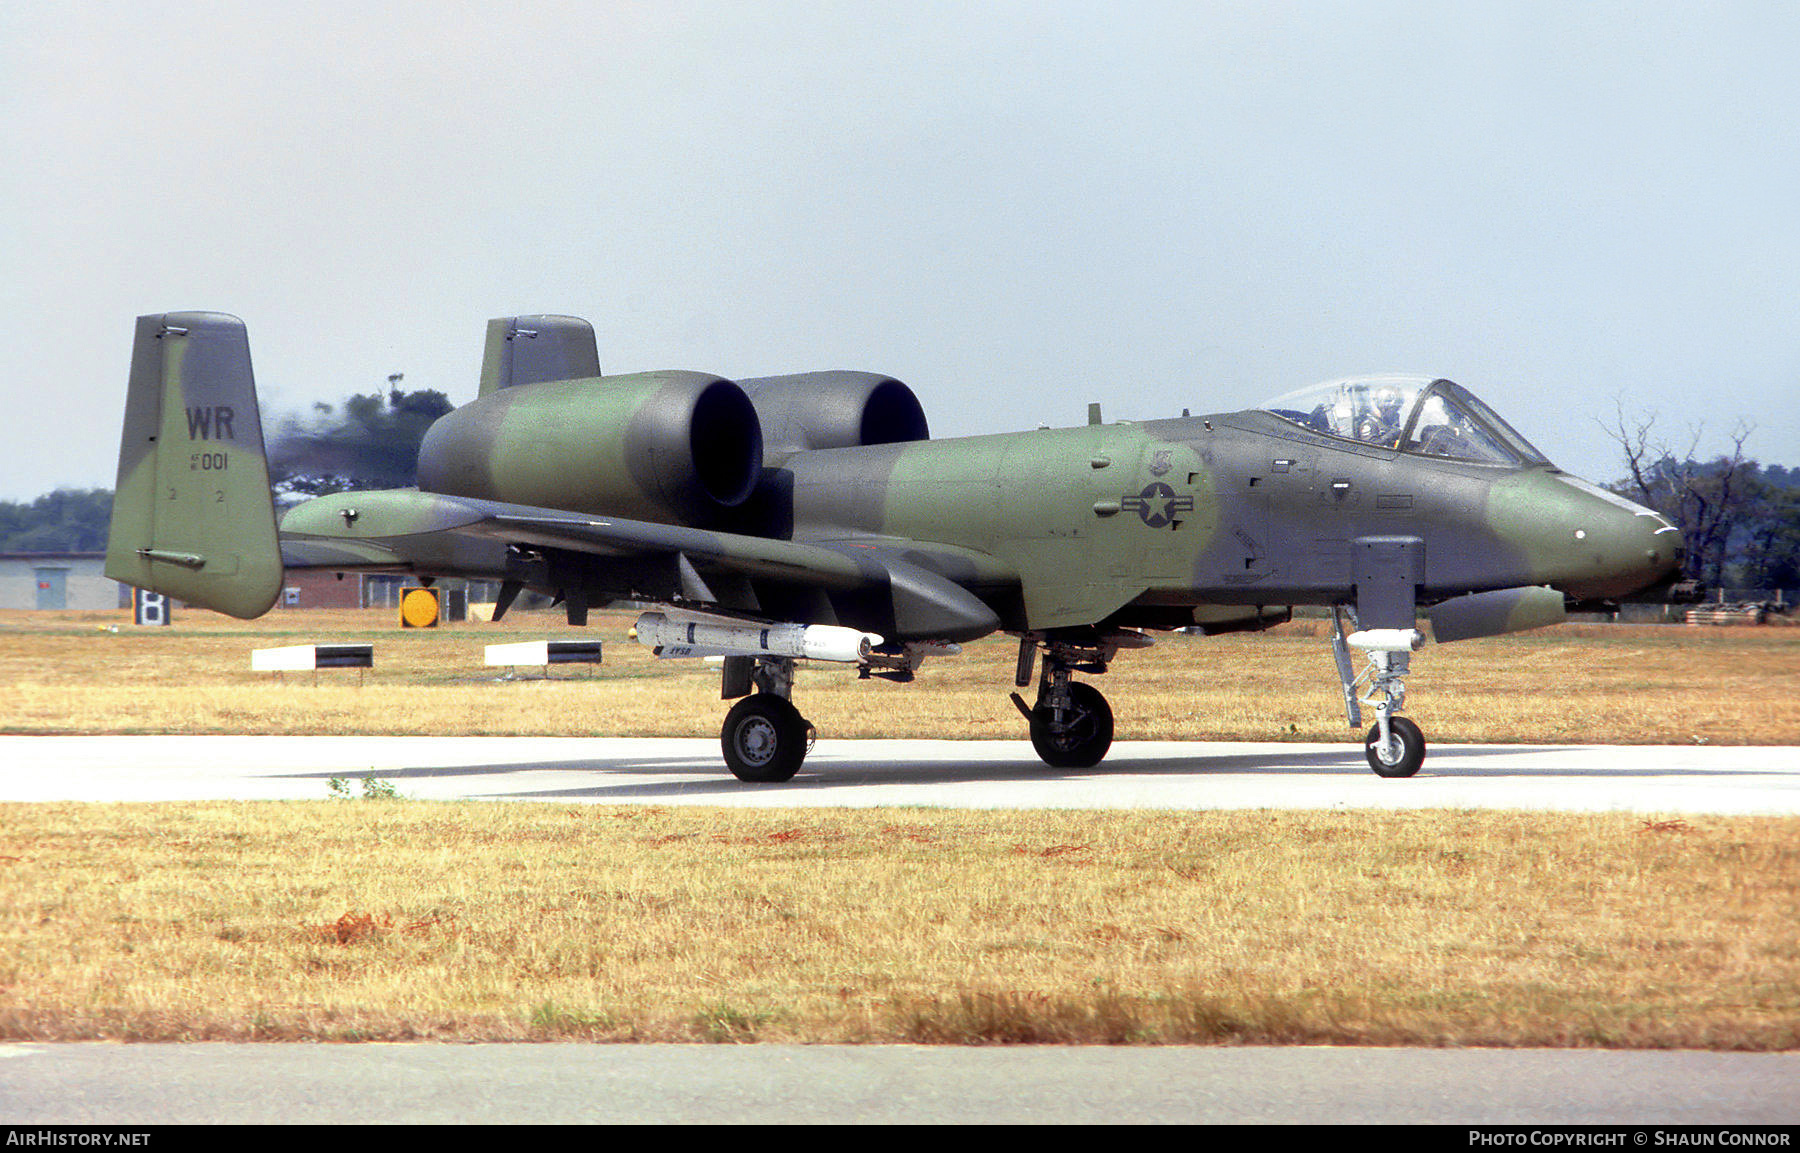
[190,451,229,471]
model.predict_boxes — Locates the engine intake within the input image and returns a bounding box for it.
[738,371,929,461]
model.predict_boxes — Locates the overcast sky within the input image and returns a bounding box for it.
[3,1,1796,502]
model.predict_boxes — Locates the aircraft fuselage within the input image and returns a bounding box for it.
[774,411,1678,636]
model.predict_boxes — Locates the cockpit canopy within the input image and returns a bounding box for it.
[1261,375,1550,467]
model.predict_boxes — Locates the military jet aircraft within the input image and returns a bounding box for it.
[106,312,1686,782]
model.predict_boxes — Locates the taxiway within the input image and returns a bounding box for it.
[2,734,1796,812]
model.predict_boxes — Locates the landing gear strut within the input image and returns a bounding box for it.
[719,657,813,783]
[1332,605,1427,778]
[1010,633,1138,769]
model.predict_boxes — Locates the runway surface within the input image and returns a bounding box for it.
[3,733,1798,812]
[6,1042,1797,1124]
[7,735,1796,1125]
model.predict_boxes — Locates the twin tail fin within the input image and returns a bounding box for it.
[103,312,283,619]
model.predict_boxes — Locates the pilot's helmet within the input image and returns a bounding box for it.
[1375,386,1403,421]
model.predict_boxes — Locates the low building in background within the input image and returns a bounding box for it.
[0,554,497,616]
[0,552,121,610]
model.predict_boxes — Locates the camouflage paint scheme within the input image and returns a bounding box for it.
[104,315,283,620]
[107,312,1684,781]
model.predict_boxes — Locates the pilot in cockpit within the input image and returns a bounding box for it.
[1263,377,1552,469]
[1356,385,1407,446]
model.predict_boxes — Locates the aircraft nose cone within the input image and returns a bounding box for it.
[1547,475,1684,600]
[1487,471,1685,601]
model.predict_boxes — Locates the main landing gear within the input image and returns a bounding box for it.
[719,657,814,783]
[714,630,1134,781]
[1024,680,1113,768]
[1008,632,1146,769]
[711,639,952,782]
[1331,605,1428,778]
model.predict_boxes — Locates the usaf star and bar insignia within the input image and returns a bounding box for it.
[1121,482,1194,528]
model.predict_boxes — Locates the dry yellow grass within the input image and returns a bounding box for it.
[4,607,1798,745]
[2,803,1795,1047]
[3,607,1796,1048]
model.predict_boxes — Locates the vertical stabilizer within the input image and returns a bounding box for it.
[104,312,283,619]
[478,315,601,396]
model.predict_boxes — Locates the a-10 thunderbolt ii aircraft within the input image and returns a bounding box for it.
[106,312,1687,782]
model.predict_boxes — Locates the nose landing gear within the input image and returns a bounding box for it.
[1332,605,1428,778]
[1365,714,1426,778]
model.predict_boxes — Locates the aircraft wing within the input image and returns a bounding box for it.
[479,509,866,585]
[279,490,1011,641]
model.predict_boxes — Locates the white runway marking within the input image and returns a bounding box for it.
[3,735,1797,813]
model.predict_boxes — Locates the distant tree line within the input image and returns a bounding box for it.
[267,383,453,499]
[0,488,114,552]
[1605,407,1800,594]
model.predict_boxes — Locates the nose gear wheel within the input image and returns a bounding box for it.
[1364,715,1426,778]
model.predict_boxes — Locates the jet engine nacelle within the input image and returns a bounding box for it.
[416,370,763,526]
[738,371,929,462]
